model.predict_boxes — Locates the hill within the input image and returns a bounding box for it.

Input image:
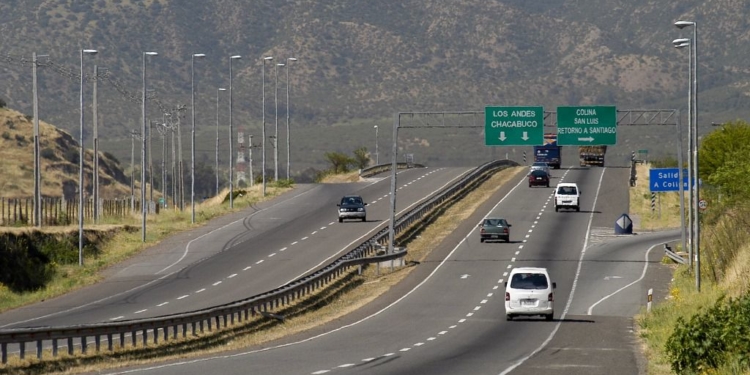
[0,0,747,171]
[0,106,132,199]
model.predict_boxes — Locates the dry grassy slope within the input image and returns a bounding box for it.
[0,107,132,199]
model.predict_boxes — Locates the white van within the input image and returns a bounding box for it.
[554,182,581,212]
[504,267,556,321]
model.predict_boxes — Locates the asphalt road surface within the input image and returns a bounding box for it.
[0,167,477,328]
[96,165,680,375]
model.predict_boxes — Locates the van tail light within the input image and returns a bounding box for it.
[503,228,508,234]
[548,293,554,302]
[505,292,510,301]
[480,228,485,234]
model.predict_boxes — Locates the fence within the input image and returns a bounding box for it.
[0,159,517,364]
[0,197,160,226]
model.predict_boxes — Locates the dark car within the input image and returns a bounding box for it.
[337,195,367,222]
[479,217,511,243]
[528,170,550,187]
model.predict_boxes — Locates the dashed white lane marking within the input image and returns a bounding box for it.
[507,265,512,269]
[473,306,481,311]
[338,364,355,368]
[481,299,488,304]
[534,220,538,225]
[320,227,326,230]
[311,231,318,235]
[243,266,251,271]
[110,316,123,321]
[525,234,530,238]
[414,342,424,346]
[519,245,524,249]
[466,312,474,317]
[502,273,508,278]
[134,309,147,314]
[311,371,329,374]
[177,295,189,300]
[487,293,493,297]
[527,229,533,233]
[493,285,499,290]
[157,302,168,307]
[268,253,276,257]
[213,281,222,286]
[228,274,238,278]
[511,257,516,262]
[196,288,206,293]
[329,222,335,225]
[438,330,448,335]
[362,358,375,362]
[280,247,287,252]
[291,241,298,245]
[449,325,457,329]
[499,279,504,284]
[255,260,264,264]
[400,348,411,352]
[459,318,467,323]
[384,353,395,357]
[515,251,520,255]
[427,337,436,341]
[301,236,309,240]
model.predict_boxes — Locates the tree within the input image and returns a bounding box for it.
[324,151,355,173]
[352,147,369,169]
[700,121,750,178]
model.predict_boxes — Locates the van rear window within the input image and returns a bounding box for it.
[510,273,549,290]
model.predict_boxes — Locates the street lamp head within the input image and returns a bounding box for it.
[144,51,158,56]
[675,42,690,49]
[264,56,274,60]
[218,88,227,91]
[277,63,285,67]
[374,125,378,129]
[82,49,98,54]
[193,53,206,58]
[287,57,298,62]
[673,38,690,45]
[231,55,242,59]
[675,20,696,29]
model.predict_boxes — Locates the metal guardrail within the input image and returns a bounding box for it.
[0,159,516,364]
[359,162,426,178]
[664,243,687,265]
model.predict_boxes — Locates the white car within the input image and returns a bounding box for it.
[554,182,581,212]
[530,162,550,175]
[505,267,556,321]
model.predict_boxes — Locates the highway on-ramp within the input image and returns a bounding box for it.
[0,167,477,328]
[99,166,679,375]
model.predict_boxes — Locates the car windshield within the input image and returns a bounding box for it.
[557,186,577,195]
[510,273,549,290]
[483,218,506,227]
[532,163,547,167]
[342,197,363,205]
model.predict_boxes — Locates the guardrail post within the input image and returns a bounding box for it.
[231,312,235,325]
[200,320,204,333]
[36,340,42,359]
[107,334,113,351]
[153,328,158,344]
[131,330,137,347]
[207,318,212,331]
[191,322,196,336]
[95,335,101,352]
[142,329,147,347]
[67,337,74,355]
[174,325,179,340]
[81,336,87,354]
[184,323,189,338]
[2,342,7,363]
[222,315,227,328]
[163,327,168,342]
[52,338,58,357]
[119,332,125,349]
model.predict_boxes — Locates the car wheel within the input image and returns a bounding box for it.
[546,183,549,187]
[554,206,559,212]
[575,206,580,212]
[506,315,513,321]
[545,313,554,321]
[528,183,532,188]
[362,217,366,222]
[338,218,343,223]
[480,238,485,243]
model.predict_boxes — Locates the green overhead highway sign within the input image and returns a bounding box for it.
[484,106,544,146]
[556,105,617,146]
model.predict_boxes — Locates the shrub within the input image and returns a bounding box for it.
[24,115,33,122]
[0,97,6,108]
[1,131,9,140]
[64,148,79,164]
[15,134,26,144]
[40,148,59,161]
[272,179,294,188]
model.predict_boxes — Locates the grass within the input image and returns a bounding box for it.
[0,166,525,374]
[631,163,750,374]
[630,163,684,231]
[0,184,292,313]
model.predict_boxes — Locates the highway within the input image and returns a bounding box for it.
[99,165,679,375]
[0,167,476,328]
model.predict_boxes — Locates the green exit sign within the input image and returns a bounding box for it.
[557,106,617,146]
[484,106,544,146]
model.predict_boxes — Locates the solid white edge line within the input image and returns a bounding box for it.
[498,166,604,375]
[586,241,670,315]
[100,168,528,375]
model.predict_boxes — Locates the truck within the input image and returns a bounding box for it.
[579,145,607,167]
[533,133,561,169]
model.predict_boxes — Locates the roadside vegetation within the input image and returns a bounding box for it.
[636,121,750,375]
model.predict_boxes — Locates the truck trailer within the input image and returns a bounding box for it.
[533,133,561,169]
[579,145,607,167]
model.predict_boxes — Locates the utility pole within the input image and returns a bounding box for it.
[149,120,154,205]
[249,135,254,186]
[32,52,42,227]
[92,65,100,223]
[130,130,137,212]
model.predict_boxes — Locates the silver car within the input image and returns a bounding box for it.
[530,162,550,175]
[337,195,367,222]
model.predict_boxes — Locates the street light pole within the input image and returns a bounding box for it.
[32,52,45,227]
[79,48,97,265]
[191,53,205,224]
[374,125,379,165]
[262,56,273,196]
[674,38,692,269]
[249,134,254,186]
[141,51,158,243]
[676,20,700,291]
[229,55,242,208]
[216,88,226,196]
[285,57,296,180]
[274,63,284,182]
